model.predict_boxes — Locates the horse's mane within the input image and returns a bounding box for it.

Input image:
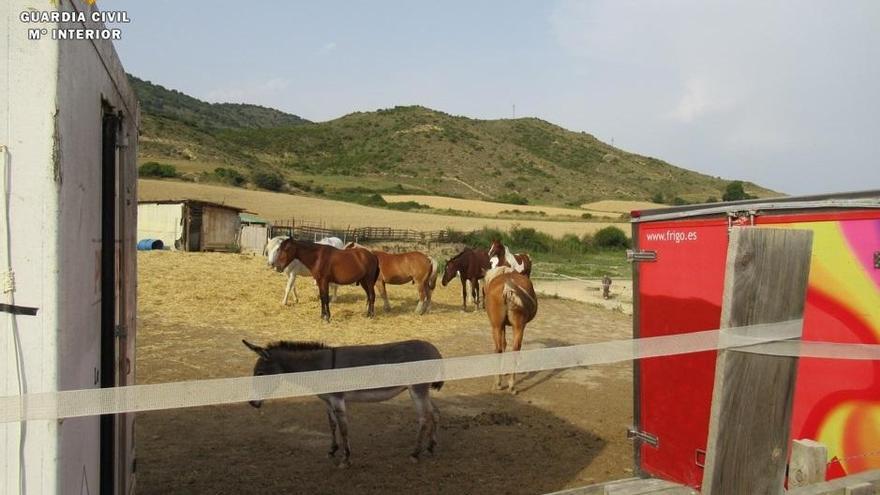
[266,341,328,352]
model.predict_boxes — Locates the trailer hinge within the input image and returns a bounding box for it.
[626,249,657,263]
[627,427,659,448]
[114,324,128,338]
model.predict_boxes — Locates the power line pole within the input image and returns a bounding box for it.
[512,104,516,119]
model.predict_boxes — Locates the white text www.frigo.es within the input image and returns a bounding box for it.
[644,230,699,243]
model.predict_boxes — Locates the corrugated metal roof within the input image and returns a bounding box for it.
[631,189,880,223]
[137,199,248,212]
[239,213,268,224]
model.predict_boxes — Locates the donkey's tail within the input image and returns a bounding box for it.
[428,257,439,290]
[431,381,444,391]
[502,280,538,318]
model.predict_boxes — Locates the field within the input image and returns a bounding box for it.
[383,194,618,219]
[136,250,634,494]
[579,200,666,214]
[139,179,630,238]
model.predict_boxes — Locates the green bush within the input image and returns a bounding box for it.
[722,181,755,202]
[386,201,427,211]
[594,226,631,249]
[138,162,178,178]
[494,193,529,205]
[251,171,284,191]
[212,167,246,186]
[510,227,551,253]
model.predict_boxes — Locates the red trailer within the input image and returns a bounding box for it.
[629,190,880,490]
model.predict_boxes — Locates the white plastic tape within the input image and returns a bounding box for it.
[1,319,877,423]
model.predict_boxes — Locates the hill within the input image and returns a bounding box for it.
[130,75,310,130]
[131,75,776,206]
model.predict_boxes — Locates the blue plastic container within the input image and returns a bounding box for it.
[137,239,165,251]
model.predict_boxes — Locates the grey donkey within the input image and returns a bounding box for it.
[243,339,443,467]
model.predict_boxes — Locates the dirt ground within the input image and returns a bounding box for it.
[135,251,635,494]
[532,278,633,315]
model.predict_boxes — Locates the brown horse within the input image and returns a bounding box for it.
[272,239,380,322]
[484,266,538,394]
[345,242,438,314]
[441,247,491,311]
[487,239,532,276]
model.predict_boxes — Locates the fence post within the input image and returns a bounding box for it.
[701,228,814,495]
[789,439,828,489]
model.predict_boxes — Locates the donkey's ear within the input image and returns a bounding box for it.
[242,339,270,359]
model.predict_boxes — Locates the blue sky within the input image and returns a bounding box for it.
[114,0,879,195]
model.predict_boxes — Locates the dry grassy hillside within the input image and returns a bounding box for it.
[139,180,629,238]
[383,195,617,219]
[580,200,667,214]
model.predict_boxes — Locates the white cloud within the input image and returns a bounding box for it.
[322,42,337,52]
[669,77,736,124]
[547,0,880,193]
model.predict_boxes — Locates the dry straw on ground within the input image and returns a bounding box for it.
[137,250,501,382]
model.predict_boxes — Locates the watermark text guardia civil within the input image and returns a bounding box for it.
[20,10,130,41]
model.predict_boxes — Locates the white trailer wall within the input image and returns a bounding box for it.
[137,203,184,249]
[1,1,138,493]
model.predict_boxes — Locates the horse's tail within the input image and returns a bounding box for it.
[428,257,439,290]
[502,279,538,319]
[431,381,444,391]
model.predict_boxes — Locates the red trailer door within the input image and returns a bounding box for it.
[634,218,729,488]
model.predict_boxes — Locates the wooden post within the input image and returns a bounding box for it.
[845,483,874,495]
[790,439,829,488]
[701,228,814,495]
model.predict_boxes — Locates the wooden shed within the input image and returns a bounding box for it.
[137,200,244,252]
[239,213,270,254]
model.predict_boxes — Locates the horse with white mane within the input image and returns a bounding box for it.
[266,236,344,304]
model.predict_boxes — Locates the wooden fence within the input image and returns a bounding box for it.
[268,218,468,244]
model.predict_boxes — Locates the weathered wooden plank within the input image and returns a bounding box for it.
[701,228,814,495]
[543,478,697,495]
[844,483,875,495]
[790,439,829,488]
[788,470,880,495]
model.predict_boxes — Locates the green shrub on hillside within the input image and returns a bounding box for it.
[594,226,631,249]
[209,167,246,186]
[494,193,529,205]
[385,201,427,211]
[138,162,178,178]
[251,171,284,191]
[722,181,756,202]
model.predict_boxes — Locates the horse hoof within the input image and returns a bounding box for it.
[338,460,351,469]
[509,388,518,395]
[409,454,420,464]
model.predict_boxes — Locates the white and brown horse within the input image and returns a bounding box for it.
[266,236,344,304]
[484,266,538,394]
[487,239,532,277]
[345,242,438,314]
[271,239,379,321]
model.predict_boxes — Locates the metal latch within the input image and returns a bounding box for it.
[874,252,879,270]
[114,324,128,338]
[727,210,756,231]
[627,249,657,263]
[627,427,659,448]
